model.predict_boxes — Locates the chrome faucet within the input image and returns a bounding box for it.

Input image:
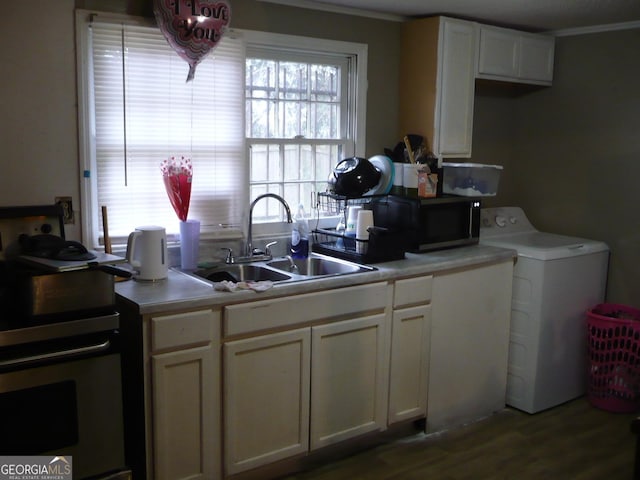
[244,193,293,259]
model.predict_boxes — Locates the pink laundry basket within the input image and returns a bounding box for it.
[587,303,640,413]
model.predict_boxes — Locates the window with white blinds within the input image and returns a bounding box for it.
[78,13,245,247]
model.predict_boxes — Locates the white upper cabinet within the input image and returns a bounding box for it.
[399,17,477,158]
[519,34,555,83]
[400,18,555,158]
[436,18,478,157]
[477,27,519,78]
[477,25,555,85]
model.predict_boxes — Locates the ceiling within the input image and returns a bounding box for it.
[260,0,640,32]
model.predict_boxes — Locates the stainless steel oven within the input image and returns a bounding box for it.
[0,314,131,479]
[0,205,131,479]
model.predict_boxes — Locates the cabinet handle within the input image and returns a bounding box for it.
[249,304,273,311]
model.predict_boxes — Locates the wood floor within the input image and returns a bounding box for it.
[281,397,638,480]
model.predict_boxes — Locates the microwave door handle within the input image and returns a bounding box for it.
[468,201,480,238]
[0,339,111,369]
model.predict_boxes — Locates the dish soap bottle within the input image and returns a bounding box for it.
[291,204,309,259]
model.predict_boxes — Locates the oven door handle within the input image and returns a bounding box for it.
[0,339,111,369]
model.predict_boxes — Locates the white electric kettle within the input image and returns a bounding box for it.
[126,226,168,281]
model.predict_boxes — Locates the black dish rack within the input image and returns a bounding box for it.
[311,192,407,264]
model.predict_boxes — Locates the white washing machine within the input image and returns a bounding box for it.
[480,207,609,414]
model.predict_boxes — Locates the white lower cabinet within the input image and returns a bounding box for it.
[150,309,220,480]
[310,314,387,449]
[388,304,431,423]
[223,329,311,476]
[428,260,514,433]
[388,275,433,424]
[126,258,516,479]
[223,314,388,475]
[221,283,389,476]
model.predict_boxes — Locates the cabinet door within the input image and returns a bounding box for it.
[310,314,387,450]
[428,260,513,433]
[519,34,555,83]
[223,329,311,475]
[152,345,216,480]
[436,18,477,157]
[477,26,519,78]
[388,304,431,424]
[478,26,554,85]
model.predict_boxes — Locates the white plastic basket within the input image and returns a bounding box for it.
[442,163,503,197]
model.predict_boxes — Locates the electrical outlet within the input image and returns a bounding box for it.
[55,196,74,224]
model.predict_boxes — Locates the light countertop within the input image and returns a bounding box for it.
[116,244,517,315]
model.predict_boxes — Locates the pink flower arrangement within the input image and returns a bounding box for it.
[161,156,193,222]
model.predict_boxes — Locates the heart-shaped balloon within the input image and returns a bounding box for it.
[154,0,231,82]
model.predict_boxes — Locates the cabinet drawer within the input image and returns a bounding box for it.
[224,282,388,336]
[151,309,217,351]
[393,275,433,307]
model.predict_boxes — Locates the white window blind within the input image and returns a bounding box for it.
[86,18,245,246]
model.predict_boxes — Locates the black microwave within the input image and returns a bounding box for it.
[370,195,481,252]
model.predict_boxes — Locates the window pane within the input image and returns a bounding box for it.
[300,145,313,181]
[250,184,267,201]
[246,59,277,99]
[268,146,283,182]
[315,145,337,180]
[250,185,287,221]
[311,64,339,102]
[283,145,301,181]
[283,183,301,211]
[247,99,276,138]
[281,101,306,138]
[250,145,268,182]
[312,103,338,138]
[279,62,307,100]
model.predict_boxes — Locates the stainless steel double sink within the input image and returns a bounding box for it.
[188,253,376,284]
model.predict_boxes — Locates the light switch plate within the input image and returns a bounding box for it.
[55,196,74,224]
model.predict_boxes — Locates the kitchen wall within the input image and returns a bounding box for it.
[509,28,640,306]
[467,87,517,205]
[1,0,80,236]
[2,1,638,304]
